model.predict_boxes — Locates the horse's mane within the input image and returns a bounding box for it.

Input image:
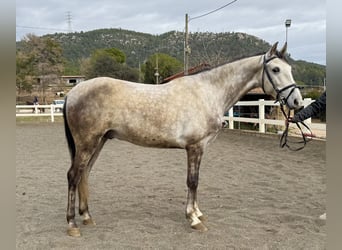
[187,52,265,77]
[214,50,287,68]
[162,49,288,83]
[190,50,288,77]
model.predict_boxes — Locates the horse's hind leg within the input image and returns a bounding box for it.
[67,156,89,237]
[185,143,207,232]
[67,140,101,237]
[77,170,93,226]
[78,137,107,226]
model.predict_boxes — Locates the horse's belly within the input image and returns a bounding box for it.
[113,125,184,149]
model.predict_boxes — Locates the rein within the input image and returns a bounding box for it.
[261,55,313,151]
[279,105,313,151]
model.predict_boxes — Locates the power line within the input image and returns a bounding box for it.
[184,0,238,75]
[189,0,238,21]
[16,25,69,32]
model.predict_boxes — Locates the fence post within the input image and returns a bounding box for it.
[50,104,54,122]
[228,107,234,129]
[259,99,265,133]
[34,105,38,114]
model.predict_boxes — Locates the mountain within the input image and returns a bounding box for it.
[16,28,325,86]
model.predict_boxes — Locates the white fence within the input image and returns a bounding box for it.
[16,104,63,122]
[223,98,326,138]
[16,99,326,137]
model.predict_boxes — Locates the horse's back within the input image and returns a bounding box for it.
[67,77,133,100]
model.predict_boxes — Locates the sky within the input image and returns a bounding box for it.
[16,0,326,65]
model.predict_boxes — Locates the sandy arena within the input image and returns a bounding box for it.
[16,123,326,249]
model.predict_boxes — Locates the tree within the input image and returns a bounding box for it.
[92,48,126,64]
[17,34,65,103]
[81,48,139,81]
[16,50,35,94]
[143,53,183,84]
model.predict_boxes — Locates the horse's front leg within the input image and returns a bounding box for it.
[185,144,207,232]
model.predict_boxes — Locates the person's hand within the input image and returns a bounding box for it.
[286,117,297,125]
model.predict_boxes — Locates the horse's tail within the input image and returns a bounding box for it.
[63,96,76,161]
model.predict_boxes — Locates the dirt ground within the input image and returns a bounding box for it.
[16,123,326,249]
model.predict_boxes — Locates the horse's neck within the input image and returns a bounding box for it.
[201,55,262,113]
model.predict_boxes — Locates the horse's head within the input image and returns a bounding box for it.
[261,42,303,110]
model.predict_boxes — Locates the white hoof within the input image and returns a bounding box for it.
[67,227,81,237]
[191,221,208,232]
[319,212,326,220]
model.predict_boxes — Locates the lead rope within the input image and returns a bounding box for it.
[279,105,313,151]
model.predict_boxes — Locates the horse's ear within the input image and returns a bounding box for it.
[266,42,279,58]
[279,42,287,58]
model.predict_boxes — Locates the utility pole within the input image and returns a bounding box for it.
[184,13,190,76]
[183,1,238,75]
[155,53,160,84]
[138,61,142,83]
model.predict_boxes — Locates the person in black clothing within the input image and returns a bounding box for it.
[289,91,326,123]
[33,96,39,105]
[289,90,326,220]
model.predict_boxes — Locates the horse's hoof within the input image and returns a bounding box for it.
[83,218,96,225]
[191,222,208,232]
[198,215,207,222]
[67,227,81,237]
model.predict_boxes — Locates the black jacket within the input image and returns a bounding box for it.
[292,91,326,122]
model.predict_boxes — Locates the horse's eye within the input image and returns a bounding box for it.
[272,67,280,73]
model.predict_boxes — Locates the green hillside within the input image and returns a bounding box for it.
[16,28,325,87]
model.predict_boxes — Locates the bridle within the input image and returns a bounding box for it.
[261,55,298,106]
[261,55,313,151]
